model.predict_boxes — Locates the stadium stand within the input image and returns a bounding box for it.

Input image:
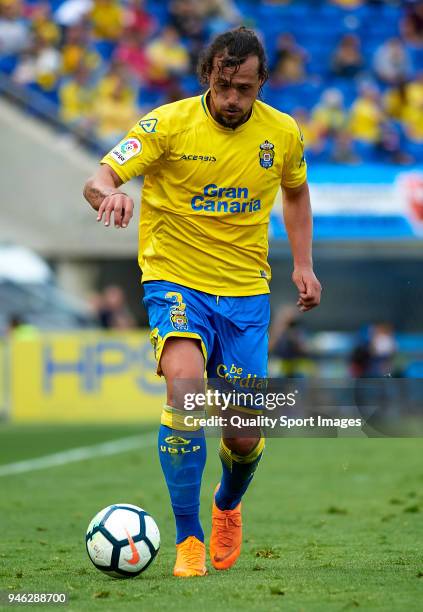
[0,0,422,162]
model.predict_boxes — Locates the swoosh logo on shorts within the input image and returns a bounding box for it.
[125,528,140,565]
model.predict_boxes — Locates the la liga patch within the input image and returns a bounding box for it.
[110,138,142,165]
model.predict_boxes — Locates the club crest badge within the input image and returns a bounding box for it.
[165,291,188,331]
[259,140,275,169]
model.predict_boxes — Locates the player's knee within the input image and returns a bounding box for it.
[166,380,205,410]
[161,337,205,409]
[223,436,261,456]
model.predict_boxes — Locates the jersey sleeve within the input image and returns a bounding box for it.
[281,118,307,189]
[100,109,168,183]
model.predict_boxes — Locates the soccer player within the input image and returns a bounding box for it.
[83,27,321,577]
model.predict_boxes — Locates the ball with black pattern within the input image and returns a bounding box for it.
[86,504,160,578]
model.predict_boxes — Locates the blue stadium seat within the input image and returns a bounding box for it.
[404,362,423,378]
[93,41,117,62]
[408,47,423,72]
[0,55,18,75]
[145,0,169,24]
[28,82,59,107]
[316,80,356,110]
[138,86,166,110]
[180,74,199,95]
[354,141,378,163]
[404,141,423,163]
[315,3,343,20]
[397,334,423,353]
[49,0,67,11]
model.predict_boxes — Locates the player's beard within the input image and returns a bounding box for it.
[215,107,252,129]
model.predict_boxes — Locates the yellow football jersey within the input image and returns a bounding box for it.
[101,92,306,296]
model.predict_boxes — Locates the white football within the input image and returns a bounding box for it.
[86,504,160,578]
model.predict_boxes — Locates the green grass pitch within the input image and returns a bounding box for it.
[1,424,423,611]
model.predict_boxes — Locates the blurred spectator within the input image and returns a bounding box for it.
[195,0,241,31]
[97,286,136,329]
[195,0,240,23]
[113,27,150,83]
[312,88,347,138]
[330,0,364,7]
[397,72,423,144]
[403,96,423,143]
[165,74,188,103]
[269,305,313,377]
[96,60,135,104]
[406,71,423,107]
[168,0,205,73]
[293,107,325,156]
[384,81,408,121]
[146,25,189,86]
[123,0,156,37]
[54,0,92,28]
[90,0,124,41]
[169,0,205,41]
[330,129,361,164]
[12,33,61,90]
[61,22,100,76]
[93,74,139,146]
[330,34,364,79]
[373,38,412,86]
[7,314,39,339]
[350,336,371,377]
[271,33,307,85]
[59,63,94,127]
[370,323,397,377]
[401,1,423,47]
[350,323,398,377]
[384,72,422,118]
[30,2,60,48]
[375,121,413,165]
[0,0,29,56]
[349,83,384,143]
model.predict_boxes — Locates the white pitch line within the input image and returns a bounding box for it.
[0,432,156,477]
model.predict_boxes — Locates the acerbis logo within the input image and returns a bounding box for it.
[180,154,216,162]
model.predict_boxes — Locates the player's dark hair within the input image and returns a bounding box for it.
[197,27,269,90]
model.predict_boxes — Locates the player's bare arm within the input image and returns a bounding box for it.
[83,164,134,228]
[282,180,322,312]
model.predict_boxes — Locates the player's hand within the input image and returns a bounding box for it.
[292,266,322,312]
[96,192,134,228]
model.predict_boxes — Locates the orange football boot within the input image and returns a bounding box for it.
[173,536,207,577]
[210,485,242,570]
